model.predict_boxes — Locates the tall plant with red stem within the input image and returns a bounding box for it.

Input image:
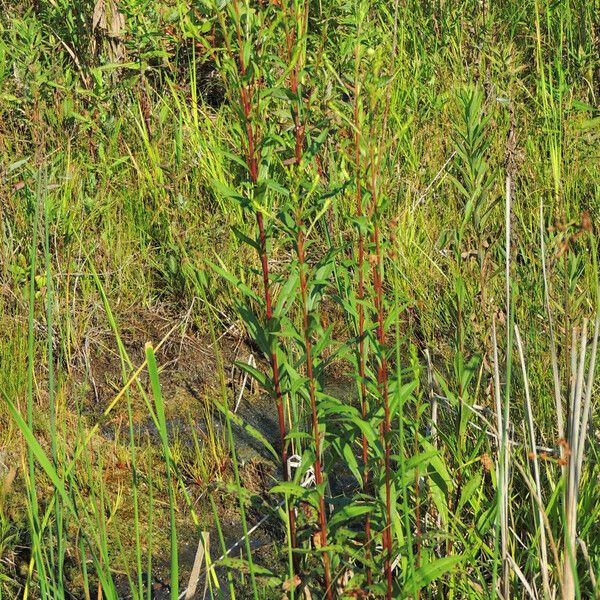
[367,149,393,600]
[296,215,333,599]
[228,0,298,558]
[281,0,309,165]
[281,1,339,590]
[353,42,373,586]
[366,3,400,591]
[280,1,332,585]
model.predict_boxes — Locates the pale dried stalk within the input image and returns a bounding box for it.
[506,554,537,599]
[563,316,599,600]
[234,353,256,413]
[514,324,550,599]
[576,315,599,481]
[563,327,580,600]
[499,170,513,600]
[425,348,438,447]
[492,317,510,599]
[512,459,563,596]
[578,539,598,595]
[183,531,210,600]
[540,200,565,443]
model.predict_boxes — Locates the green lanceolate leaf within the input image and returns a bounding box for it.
[402,556,463,597]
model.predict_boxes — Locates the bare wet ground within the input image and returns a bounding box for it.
[75,306,357,599]
[76,307,290,598]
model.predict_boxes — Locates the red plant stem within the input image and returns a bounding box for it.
[297,222,333,600]
[231,0,297,559]
[289,54,303,165]
[373,224,393,599]
[354,56,372,586]
[282,1,306,164]
[256,212,297,554]
[369,148,392,598]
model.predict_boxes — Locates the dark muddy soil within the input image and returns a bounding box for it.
[81,306,356,599]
